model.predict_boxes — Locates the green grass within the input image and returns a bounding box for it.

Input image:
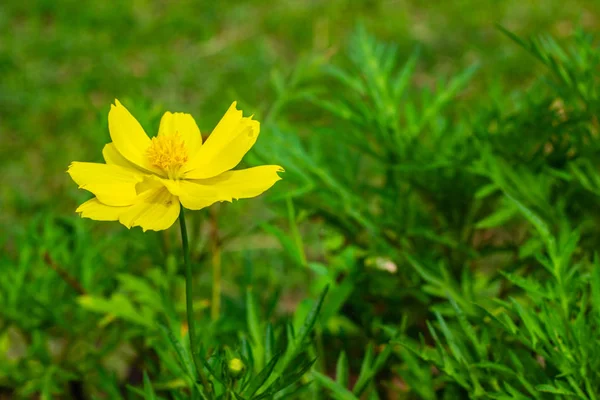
[2,1,600,399]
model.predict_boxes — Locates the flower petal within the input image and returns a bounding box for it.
[68,162,144,206]
[102,142,148,172]
[198,165,284,200]
[183,102,259,179]
[158,112,202,155]
[76,198,129,221]
[118,186,180,231]
[160,179,223,210]
[108,99,163,175]
[174,165,283,210]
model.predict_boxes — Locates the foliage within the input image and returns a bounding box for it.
[3,1,600,399]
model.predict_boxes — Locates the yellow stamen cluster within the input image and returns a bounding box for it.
[146,132,188,177]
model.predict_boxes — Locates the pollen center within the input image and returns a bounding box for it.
[146,132,189,176]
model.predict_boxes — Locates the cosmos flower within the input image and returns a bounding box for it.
[68,100,283,231]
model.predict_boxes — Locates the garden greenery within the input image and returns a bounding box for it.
[3,15,600,400]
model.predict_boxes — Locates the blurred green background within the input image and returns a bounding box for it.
[3,1,600,399]
[1,0,598,231]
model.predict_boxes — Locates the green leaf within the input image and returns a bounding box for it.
[592,256,600,322]
[78,294,152,327]
[117,273,163,310]
[472,362,517,376]
[243,353,281,398]
[474,183,500,199]
[505,194,556,257]
[158,324,196,381]
[272,381,312,400]
[536,384,577,396]
[353,343,392,397]
[247,287,265,370]
[261,358,316,397]
[279,286,329,373]
[509,298,546,348]
[143,371,158,400]
[392,48,419,99]
[324,65,366,96]
[261,223,305,268]
[241,335,255,375]
[335,351,349,388]
[265,322,275,365]
[320,273,356,325]
[312,371,359,400]
[475,205,518,229]
[500,272,550,300]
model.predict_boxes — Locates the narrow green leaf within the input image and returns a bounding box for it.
[158,324,196,379]
[262,358,317,397]
[241,335,255,374]
[247,287,265,370]
[475,205,518,229]
[336,351,349,388]
[505,194,556,256]
[265,323,275,364]
[591,255,600,322]
[353,344,392,397]
[143,371,158,400]
[509,298,546,348]
[312,371,359,400]
[355,343,374,389]
[271,381,312,400]
[392,49,419,99]
[536,384,577,395]
[243,353,281,398]
[280,286,329,372]
[324,65,366,96]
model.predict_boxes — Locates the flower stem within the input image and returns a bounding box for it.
[179,208,211,396]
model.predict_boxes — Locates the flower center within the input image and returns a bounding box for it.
[146,132,189,178]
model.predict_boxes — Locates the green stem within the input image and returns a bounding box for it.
[179,208,212,396]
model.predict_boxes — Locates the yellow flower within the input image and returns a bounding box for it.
[68,100,283,231]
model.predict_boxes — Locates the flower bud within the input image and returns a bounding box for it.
[228,358,245,377]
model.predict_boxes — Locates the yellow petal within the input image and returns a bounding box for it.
[68,162,143,206]
[108,99,163,175]
[158,112,202,155]
[162,179,223,210]
[102,142,147,172]
[198,165,284,200]
[119,186,180,231]
[76,198,129,221]
[174,165,283,210]
[183,102,260,179]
